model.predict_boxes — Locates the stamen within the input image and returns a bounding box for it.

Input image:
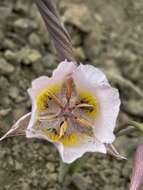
[65,78,73,101]
[76,103,94,109]
[48,92,64,109]
[59,120,68,138]
[39,114,58,121]
[75,117,93,128]
[40,111,57,117]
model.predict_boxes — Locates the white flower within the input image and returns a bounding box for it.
[0,60,120,164]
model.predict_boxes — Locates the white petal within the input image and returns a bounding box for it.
[93,86,120,143]
[73,64,109,88]
[32,76,50,90]
[28,61,77,99]
[26,87,37,132]
[73,64,120,144]
[55,138,106,164]
[26,61,76,137]
[52,60,77,81]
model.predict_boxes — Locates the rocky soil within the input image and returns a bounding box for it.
[0,0,143,189]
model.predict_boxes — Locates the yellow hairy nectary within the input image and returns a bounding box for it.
[36,84,60,111]
[78,91,99,117]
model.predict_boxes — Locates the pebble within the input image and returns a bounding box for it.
[15,161,23,170]
[72,174,89,190]
[0,108,11,117]
[18,47,42,65]
[48,173,57,183]
[46,163,55,172]
[14,18,38,30]
[62,4,92,32]
[29,33,42,48]
[4,50,16,61]
[0,58,15,74]
[9,86,19,99]
[73,47,86,60]
[42,54,56,69]
[0,6,12,22]
[3,39,17,50]
[123,100,143,117]
[4,48,42,65]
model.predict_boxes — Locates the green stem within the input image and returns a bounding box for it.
[58,154,88,183]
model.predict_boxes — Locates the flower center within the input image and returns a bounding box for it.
[36,78,98,145]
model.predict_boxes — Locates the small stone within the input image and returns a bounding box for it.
[3,39,17,50]
[1,97,11,108]
[14,18,38,30]
[94,13,103,23]
[62,4,93,32]
[0,6,12,22]
[4,50,16,61]
[9,86,19,99]
[0,31,4,42]
[15,162,23,170]
[17,47,42,65]
[29,33,41,47]
[74,47,85,60]
[32,62,44,75]
[21,183,30,190]
[48,173,57,182]
[0,58,15,74]
[72,174,89,190]
[0,108,11,117]
[123,100,143,117]
[42,54,56,69]
[46,163,55,172]
[104,185,115,190]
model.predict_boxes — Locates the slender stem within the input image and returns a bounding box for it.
[58,154,88,183]
[34,0,75,61]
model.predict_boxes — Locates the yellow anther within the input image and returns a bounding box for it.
[75,117,93,128]
[76,103,94,109]
[59,120,68,138]
[78,91,98,117]
[39,114,58,121]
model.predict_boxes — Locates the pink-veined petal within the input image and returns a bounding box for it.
[0,113,31,141]
[73,64,120,144]
[55,137,106,164]
[129,144,143,190]
[28,60,77,99]
[52,60,77,81]
[93,85,120,143]
[73,64,109,88]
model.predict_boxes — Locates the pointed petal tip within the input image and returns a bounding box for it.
[106,144,127,160]
[0,113,31,142]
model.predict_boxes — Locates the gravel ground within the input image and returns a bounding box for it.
[0,0,143,189]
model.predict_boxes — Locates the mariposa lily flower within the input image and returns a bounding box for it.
[0,60,120,163]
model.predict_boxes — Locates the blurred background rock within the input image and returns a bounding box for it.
[0,0,143,189]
